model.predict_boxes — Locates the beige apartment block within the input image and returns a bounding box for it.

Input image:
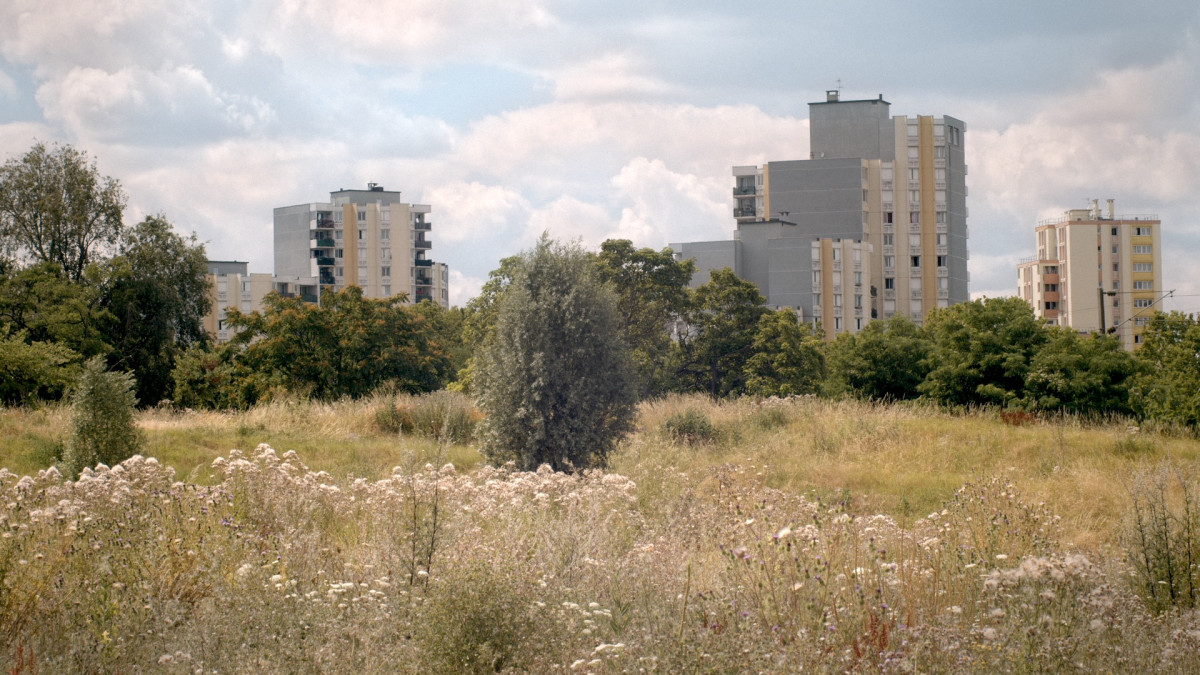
[1018,200,1162,349]
[203,261,274,343]
[811,238,873,338]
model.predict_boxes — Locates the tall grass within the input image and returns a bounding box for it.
[3,394,1200,671]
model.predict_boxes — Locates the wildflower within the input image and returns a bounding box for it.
[948,606,962,615]
[995,554,1008,561]
[982,627,998,641]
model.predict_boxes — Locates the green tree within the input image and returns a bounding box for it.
[1131,312,1200,428]
[677,268,768,398]
[0,262,111,360]
[595,239,694,397]
[0,330,80,405]
[1022,328,1140,417]
[474,236,636,471]
[224,286,450,402]
[59,357,142,478]
[100,215,212,405]
[824,316,932,401]
[744,309,825,397]
[920,297,1048,407]
[0,142,126,281]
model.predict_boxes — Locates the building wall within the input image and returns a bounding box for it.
[203,262,274,343]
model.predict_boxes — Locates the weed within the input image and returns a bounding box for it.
[661,409,719,446]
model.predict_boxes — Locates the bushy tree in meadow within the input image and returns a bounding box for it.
[1131,311,1200,429]
[1023,328,1140,417]
[920,297,1048,407]
[60,356,142,478]
[595,239,695,397]
[823,315,932,401]
[676,268,768,398]
[0,331,80,405]
[743,309,825,397]
[474,236,636,471]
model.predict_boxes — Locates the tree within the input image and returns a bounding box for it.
[1131,312,1200,429]
[100,215,212,405]
[0,331,80,405]
[0,143,126,281]
[59,357,142,478]
[223,286,450,402]
[744,309,825,397]
[1022,328,1140,417]
[474,236,636,471]
[919,297,1048,407]
[0,262,111,360]
[595,239,694,397]
[677,268,768,398]
[824,316,932,401]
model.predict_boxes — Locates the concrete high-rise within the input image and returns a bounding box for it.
[1017,200,1162,350]
[677,91,969,336]
[274,183,449,307]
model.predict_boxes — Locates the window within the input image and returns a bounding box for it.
[812,271,821,284]
[380,229,390,240]
[1112,245,1118,254]
[1044,301,1058,310]
[910,211,920,224]
[884,211,894,224]
[358,229,364,240]
[937,233,948,246]
[1044,265,1058,274]
[883,234,894,246]
[834,294,842,307]
[908,168,919,180]
[834,317,843,331]
[1133,281,1154,290]
[381,266,391,277]
[335,230,343,240]
[911,256,921,268]
[884,277,895,290]
[1133,245,1152,254]
[1134,298,1153,308]
[1112,227,1118,236]
[1134,226,1153,236]
[934,145,947,158]
[357,210,366,222]
[335,267,343,277]
[854,271,862,286]
[909,234,921,248]
[335,248,343,258]
[1113,263,1119,272]
[884,255,895,269]
[832,248,841,261]
[863,189,869,202]
[1134,263,1153,272]
[937,255,947,267]
[1045,284,1058,292]
[936,211,947,224]
[854,294,862,308]
[909,189,920,202]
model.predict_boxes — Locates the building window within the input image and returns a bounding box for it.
[1134,226,1153,236]
[812,271,821,284]
[335,230,343,240]
[936,211,947,224]
[381,266,391,277]
[1045,283,1058,292]
[937,233,948,246]
[909,234,921,248]
[909,189,920,202]
[1112,227,1118,236]
[854,271,862,286]
[834,317,843,331]
[1044,301,1058,310]
[937,255,947,267]
[884,277,894,290]
[934,145,947,158]
[834,294,842,307]
[1134,298,1153,308]
[1134,263,1153,272]
[358,229,364,240]
[1044,265,1058,274]
[1113,263,1119,272]
[1135,334,1143,344]
[910,211,920,224]
[883,234,894,246]
[911,256,921,268]
[357,210,366,222]
[884,255,895,269]
[884,211,894,224]
[1133,281,1154,290]
[380,229,390,240]
[1133,245,1152,254]
[854,294,862,308]
[832,248,841,261]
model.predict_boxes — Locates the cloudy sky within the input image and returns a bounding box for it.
[2,1,1198,309]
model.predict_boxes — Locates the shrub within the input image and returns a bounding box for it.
[662,408,720,446]
[59,356,142,477]
[1123,462,1200,611]
[408,390,478,444]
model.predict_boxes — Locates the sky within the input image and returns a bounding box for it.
[2,1,1199,310]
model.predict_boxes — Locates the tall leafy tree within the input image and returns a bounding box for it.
[1023,328,1140,417]
[101,215,212,404]
[824,316,932,401]
[595,239,694,397]
[744,309,825,397]
[225,286,450,402]
[475,236,636,471]
[677,268,768,398]
[0,142,126,281]
[920,297,1048,407]
[1131,312,1200,428]
[0,262,111,360]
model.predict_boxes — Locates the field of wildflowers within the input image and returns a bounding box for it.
[3,395,1200,672]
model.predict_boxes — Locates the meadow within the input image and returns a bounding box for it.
[3,394,1200,672]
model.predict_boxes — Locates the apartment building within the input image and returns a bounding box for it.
[273,183,449,307]
[676,91,967,337]
[1017,200,1162,349]
[203,261,274,343]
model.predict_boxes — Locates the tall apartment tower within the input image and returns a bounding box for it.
[1017,200,1162,350]
[678,91,967,337]
[273,184,449,307]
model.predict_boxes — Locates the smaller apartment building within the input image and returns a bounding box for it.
[204,261,274,343]
[1017,200,1162,350]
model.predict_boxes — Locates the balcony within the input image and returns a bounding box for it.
[314,218,336,230]
[316,256,335,267]
[936,223,948,233]
[936,246,948,255]
[733,185,757,196]
[414,221,431,231]
[415,259,434,267]
[315,237,335,248]
[414,240,432,250]
[937,289,949,300]
[734,207,757,218]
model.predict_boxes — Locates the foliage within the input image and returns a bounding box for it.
[170,344,253,410]
[100,215,212,405]
[661,408,720,446]
[0,142,126,281]
[475,236,636,471]
[824,315,932,400]
[454,254,526,392]
[0,331,80,405]
[595,239,694,397]
[0,262,111,360]
[59,357,141,477]
[1131,312,1200,429]
[676,268,768,398]
[1023,328,1141,417]
[1123,462,1200,612]
[375,390,478,444]
[224,286,451,402]
[409,301,470,382]
[920,297,1048,407]
[743,309,824,397]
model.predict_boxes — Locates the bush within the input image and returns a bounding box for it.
[1124,462,1200,611]
[374,391,479,444]
[662,408,720,446]
[59,357,142,477]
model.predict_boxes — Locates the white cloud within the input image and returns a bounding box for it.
[525,196,615,248]
[419,181,530,244]
[447,269,485,308]
[551,52,677,101]
[611,157,729,246]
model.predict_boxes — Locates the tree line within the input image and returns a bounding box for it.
[5,142,1200,439]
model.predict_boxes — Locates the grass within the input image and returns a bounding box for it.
[4,394,1200,671]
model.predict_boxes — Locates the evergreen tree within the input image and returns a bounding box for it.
[475,236,636,471]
